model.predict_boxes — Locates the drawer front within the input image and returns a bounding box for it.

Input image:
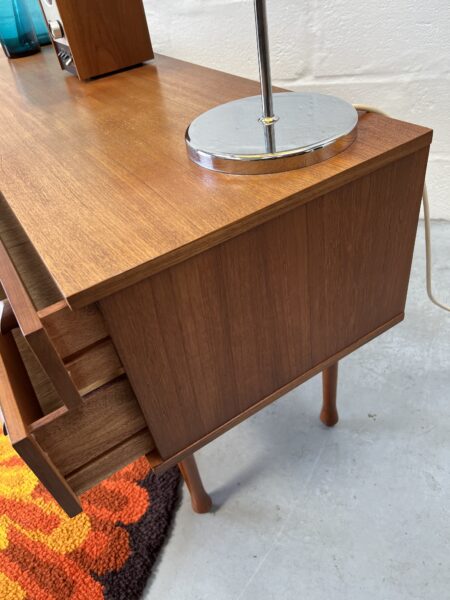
[0,315,81,516]
[66,430,154,495]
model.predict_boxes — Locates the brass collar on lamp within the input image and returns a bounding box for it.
[185,0,358,175]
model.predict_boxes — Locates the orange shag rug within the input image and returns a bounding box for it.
[0,434,180,600]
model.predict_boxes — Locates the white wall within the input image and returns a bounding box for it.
[144,0,450,219]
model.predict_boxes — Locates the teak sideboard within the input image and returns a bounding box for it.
[0,48,431,516]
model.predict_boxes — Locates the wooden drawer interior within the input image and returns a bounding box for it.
[31,378,155,494]
[1,310,157,507]
[4,302,155,498]
[42,303,109,359]
[41,304,125,404]
[11,304,126,415]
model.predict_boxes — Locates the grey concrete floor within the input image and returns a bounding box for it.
[144,222,450,600]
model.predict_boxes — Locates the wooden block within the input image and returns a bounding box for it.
[52,0,154,80]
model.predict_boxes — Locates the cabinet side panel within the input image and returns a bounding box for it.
[100,207,311,458]
[307,148,429,364]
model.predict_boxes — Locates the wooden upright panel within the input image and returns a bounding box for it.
[55,0,153,80]
[100,207,311,458]
[307,148,429,364]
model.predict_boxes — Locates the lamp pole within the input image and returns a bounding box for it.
[254,0,276,124]
[185,0,358,174]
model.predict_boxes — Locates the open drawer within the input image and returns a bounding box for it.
[0,319,155,516]
[0,197,156,516]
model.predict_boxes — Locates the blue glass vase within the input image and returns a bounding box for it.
[0,0,40,58]
[26,0,50,45]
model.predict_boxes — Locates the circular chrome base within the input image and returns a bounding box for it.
[186,92,358,175]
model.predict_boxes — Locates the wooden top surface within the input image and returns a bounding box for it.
[0,48,432,308]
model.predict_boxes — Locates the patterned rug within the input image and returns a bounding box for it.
[0,434,181,600]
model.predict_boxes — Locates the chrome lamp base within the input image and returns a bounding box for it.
[186,92,358,175]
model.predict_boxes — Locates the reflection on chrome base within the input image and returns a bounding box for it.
[185,92,358,175]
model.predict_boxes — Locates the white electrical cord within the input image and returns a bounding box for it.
[353,104,450,313]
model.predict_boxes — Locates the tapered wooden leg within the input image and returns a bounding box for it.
[178,454,212,514]
[320,362,339,427]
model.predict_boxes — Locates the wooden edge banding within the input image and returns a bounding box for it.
[148,313,404,473]
[0,239,42,335]
[28,405,69,433]
[37,300,69,320]
[15,436,82,517]
[27,329,82,410]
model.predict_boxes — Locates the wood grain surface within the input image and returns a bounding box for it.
[0,49,432,308]
[67,429,154,494]
[307,147,429,363]
[0,320,82,516]
[41,304,109,360]
[0,328,42,442]
[101,207,311,458]
[65,339,124,395]
[33,378,150,475]
[146,314,405,472]
[101,146,428,460]
[15,436,82,517]
[13,330,62,415]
